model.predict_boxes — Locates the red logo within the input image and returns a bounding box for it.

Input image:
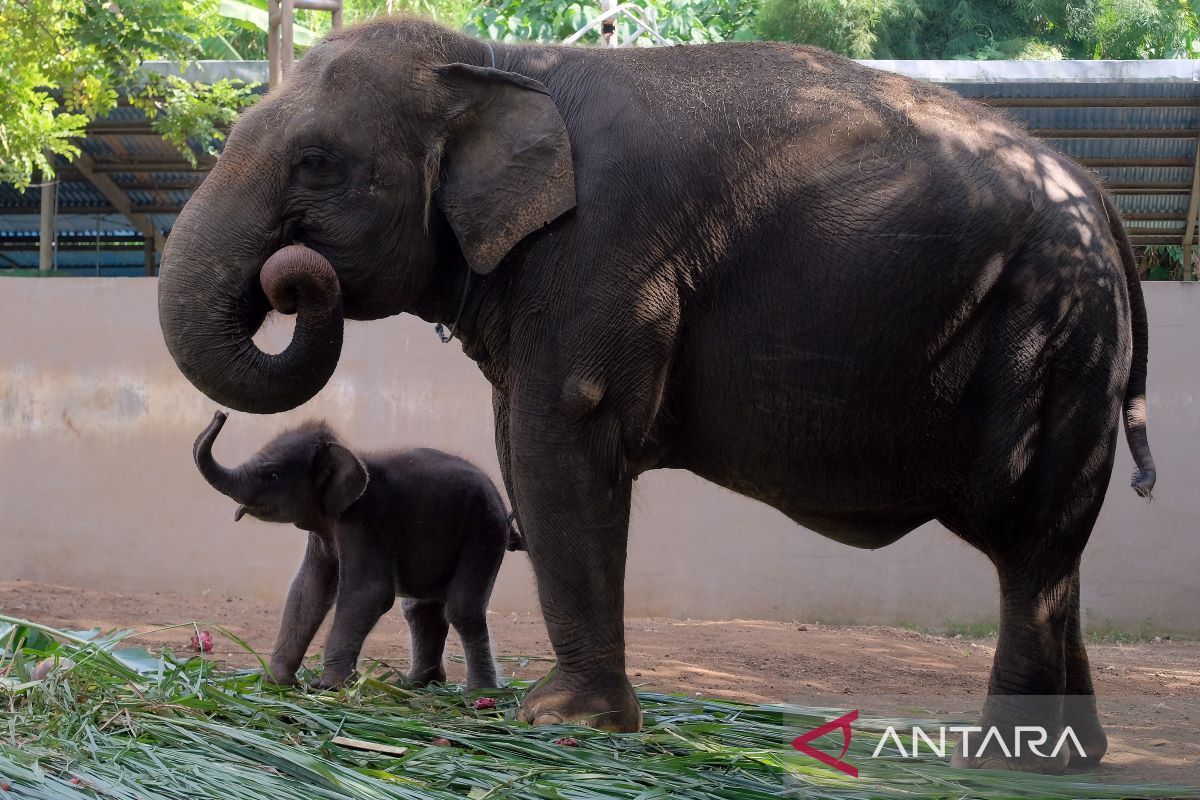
[791,710,858,778]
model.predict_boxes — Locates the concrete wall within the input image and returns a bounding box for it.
[1,279,1197,632]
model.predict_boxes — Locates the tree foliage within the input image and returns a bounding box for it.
[755,0,1200,60]
[0,0,256,188]
[466,0,756,44]
[6,0,1200,191]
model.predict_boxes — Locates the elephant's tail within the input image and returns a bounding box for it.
[505,509,526,552]
[1103,191,1156,498]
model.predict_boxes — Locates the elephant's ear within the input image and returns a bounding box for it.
[315,442,369,518]
[433,63,576,275]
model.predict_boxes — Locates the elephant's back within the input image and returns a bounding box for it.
[531,38,1073,274]
[542,40,1026,158]
[371,448,507,519]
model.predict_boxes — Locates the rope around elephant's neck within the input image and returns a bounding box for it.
[434,264,472,344]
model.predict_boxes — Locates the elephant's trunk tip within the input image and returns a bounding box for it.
[261,245,342,318]
[193,409,251,504]
[159,238,345,415]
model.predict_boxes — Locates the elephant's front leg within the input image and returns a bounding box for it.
[310,535,396,690]
[510,406,641,732]
[268,532,338,685]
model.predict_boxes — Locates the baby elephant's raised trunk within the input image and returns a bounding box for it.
[193,411,255,507]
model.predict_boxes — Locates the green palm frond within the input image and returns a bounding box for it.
[0,615,1190,800]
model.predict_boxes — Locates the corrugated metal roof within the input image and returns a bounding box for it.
[947,82,1200,98]
[1047,138,1194,159]
[1013,107,1200,128]
[0,214,139,234]
[1111,193,1192,216]
[0,250,153,272]
[859,59,1200,84]
[4,58,1200,272]
[856,59,1200,251]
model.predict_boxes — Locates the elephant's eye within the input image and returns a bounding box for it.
[269,472,280,483]
[295,148,345,187]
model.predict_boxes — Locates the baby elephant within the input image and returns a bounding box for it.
[193,411,522,690]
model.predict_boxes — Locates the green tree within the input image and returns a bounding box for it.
[754,0,1200,60]
[1061,0,1200,58]
[466,0,756,45]
[755,0,893,57]
[0,0,257,189]
[213,0,480,56]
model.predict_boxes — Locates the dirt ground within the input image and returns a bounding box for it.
[2,580,1197,789]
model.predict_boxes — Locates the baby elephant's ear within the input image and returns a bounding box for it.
[315,442,368,518]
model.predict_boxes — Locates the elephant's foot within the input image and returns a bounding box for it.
[945,692,1105,773]
[264,661,300,687]
[407,664,447,687]
[1061,697,1107,769]
[465,671,502,692]
[950,745,1070,774]
[948,715,1072,774]
[309,667,353,691]
[518,670,642,732]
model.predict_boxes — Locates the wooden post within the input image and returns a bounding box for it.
[38,175,56,274]
[144,236,156,276]
[601,0,617,46]
[1181,128,1200,281]
[282,0,295,77]
[268,0,341,87]
[268,0,281,88]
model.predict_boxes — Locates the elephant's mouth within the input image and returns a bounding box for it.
[234,504,274,522]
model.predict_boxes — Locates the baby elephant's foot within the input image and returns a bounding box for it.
[407,665,447,687]
[264,670,299,687]
[465,662,501,691]
[309,669,353,691]
[518,670,641,732]
[264,661,300,687]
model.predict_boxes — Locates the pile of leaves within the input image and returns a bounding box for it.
[0,615,1186,799]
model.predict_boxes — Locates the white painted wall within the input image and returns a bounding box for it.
[1,279,1196,632]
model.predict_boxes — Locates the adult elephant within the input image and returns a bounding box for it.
[158,18,1156,772]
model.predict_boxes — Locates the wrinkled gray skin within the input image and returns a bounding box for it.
[193,410,522,690]
[159,18,1157,772]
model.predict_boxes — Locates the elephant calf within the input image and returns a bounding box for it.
[193,410,522,689]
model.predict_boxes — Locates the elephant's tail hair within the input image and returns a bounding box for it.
[1103,191,1156,499]
[505,510,526,552]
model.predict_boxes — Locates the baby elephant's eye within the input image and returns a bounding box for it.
[269,472,280,483]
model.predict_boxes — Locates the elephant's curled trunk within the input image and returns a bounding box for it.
[159,238,345,415]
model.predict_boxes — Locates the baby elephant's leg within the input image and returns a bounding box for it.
[445,548,503,690]
[446,599,499,690]
[402,598,448,686]
[312,543,395,690]
[269,533,337,685]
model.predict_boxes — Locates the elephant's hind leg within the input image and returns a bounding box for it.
[403,598,449,686]
[942,260,1124,772]
[1062,570,1107,767]
[951,392,1117,772]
